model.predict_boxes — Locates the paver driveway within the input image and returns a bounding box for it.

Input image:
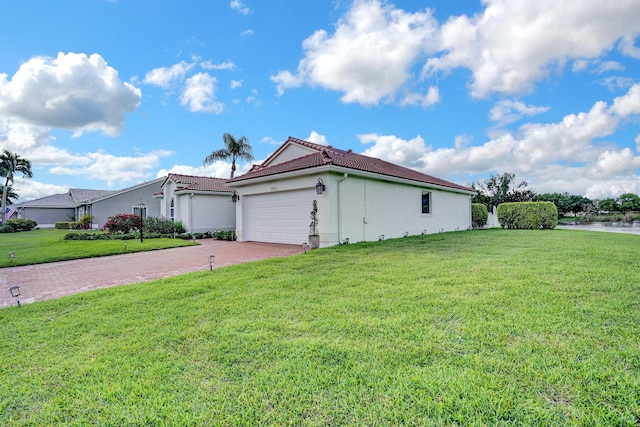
[1,240,303,308]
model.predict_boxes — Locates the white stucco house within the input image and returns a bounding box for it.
[227,137,475,247]
[156,173,236,233]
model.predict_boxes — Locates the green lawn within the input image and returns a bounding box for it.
[1,229,639,425]
[0,229,196,267]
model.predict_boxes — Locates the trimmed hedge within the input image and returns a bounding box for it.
[55,222,82,230]
[472,203,488,229]
[497,202,558,229]
[0,219,38,233]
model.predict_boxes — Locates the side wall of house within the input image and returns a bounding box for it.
[190,194,236,233]
[324,174,472,246]
[91,182,161,228]
[19,207,75,227]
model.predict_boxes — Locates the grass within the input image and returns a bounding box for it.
[1,229,639,425]
[0,229,196,267]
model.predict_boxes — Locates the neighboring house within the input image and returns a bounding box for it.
[12,178,163,228]
[156,173,236,233]
[227,137,475,247]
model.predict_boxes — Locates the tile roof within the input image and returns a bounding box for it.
[228,137,474,193]
[162,173,233,193]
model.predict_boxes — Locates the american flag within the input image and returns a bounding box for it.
[5,207,15,220]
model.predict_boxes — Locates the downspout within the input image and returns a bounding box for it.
[337,173,348,244]
[189,193,194,233]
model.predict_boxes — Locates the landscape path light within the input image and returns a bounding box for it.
[209,255,215,271]
[9,285,21,308]
[9,251,15,264]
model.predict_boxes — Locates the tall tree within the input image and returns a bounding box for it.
[203,133,254,179]
[0,150,33,224]
[0,184,19,205]
[471,172,536,209]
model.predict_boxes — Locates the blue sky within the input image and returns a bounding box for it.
[1,0,640,202]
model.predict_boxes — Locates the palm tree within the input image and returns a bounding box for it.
[1,150,33,225]
[203,133,254,179]
[0,184,19,204]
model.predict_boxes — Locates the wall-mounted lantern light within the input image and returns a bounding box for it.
[9,251,15,264]
[9,285,21,308]
[209,255,215,271]
[231,190,240,203]
[315,178,325,194]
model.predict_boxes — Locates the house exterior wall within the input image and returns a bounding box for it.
[90,181,161,228]
[267,145,317,166]
[189,194,236,233]
[166,190,235,233]
[325,174,472,246]
[19,207,75,227]
[234,171,472,247]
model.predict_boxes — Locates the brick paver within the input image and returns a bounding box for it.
[1,240,303,308]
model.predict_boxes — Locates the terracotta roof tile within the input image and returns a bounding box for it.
[228,137,473,193]
[163,173,233,193]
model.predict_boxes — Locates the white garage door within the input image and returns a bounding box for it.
[243,189,315,245]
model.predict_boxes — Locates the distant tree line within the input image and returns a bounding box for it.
[470,172,640,216]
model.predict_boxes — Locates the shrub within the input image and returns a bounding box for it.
[0,219,38,233]
[497,202,558,229]
[78,214,93,230]
[102,213,142,234]
[63,232,113,241]
[144,216,185,234]
[472,203,488,229]
[212,229,237,241]
[55,222,82,230]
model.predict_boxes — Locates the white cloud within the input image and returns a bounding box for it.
[619,33,640,59]
[230,80,243,89]
[610,83,640,117]
[143,60,195,89]
[181,73,224,113]
[359,133,428,167]
[489,100,550,126]
[51,149,173,186]
[201,61,236,70]
[157,158,254,180]
[272,0,438,106]
[307,131,329,146]
[10,178,68,203]
[399,86,440,108]
[271,70,305,96]
[0,52,141,137]
[424,0,640,98]
[358,84,640,198]
[230,0,250,15]
[241,29,255,37]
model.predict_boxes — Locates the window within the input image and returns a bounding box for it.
[421,191,431,214]
[170,198,175,221]
[132,205,147,218]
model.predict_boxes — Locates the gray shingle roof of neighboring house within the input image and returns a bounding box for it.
[14,193,76,208]
[14,189,116,208]
[229,136,474,193]
[161,173,234,193]
[70,189,117,204]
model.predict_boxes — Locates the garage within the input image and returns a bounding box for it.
[242,189,316,245]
